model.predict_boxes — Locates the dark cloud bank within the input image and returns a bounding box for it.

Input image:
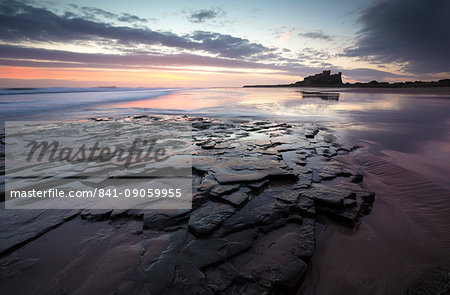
[0,1,269,59]
[344,0,450,74]
[1,0,444,83]
[0,1,337,78]
[298,31,333,41]
[188,8,224,23]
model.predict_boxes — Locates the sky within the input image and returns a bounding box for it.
[0,0,449,87]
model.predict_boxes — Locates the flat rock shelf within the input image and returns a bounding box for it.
[0,115,376,294]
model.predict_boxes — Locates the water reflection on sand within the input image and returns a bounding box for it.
[111,87,450,188]
[2,86,449,186]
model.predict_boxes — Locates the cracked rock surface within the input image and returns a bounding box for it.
[0,116,376,294]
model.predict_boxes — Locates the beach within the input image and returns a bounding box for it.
[1,87,449,294]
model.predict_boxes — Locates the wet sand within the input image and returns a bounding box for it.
[304,144,450,294]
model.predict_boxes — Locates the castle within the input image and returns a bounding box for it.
[296,70,343,85]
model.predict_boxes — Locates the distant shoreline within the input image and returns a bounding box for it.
[243,79,450,88]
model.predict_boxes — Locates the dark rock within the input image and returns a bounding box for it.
[300,183,351,206]
[80,209,112,221]
[351,173,364,183]
[0,254,39,281]
[275,190,299,203]
[143,210,189,231]
[305,129,319,138]
[217,188,250,207]
[208,157,297,185]
[0,116,378,294]
[192,192,209,209]
[192,122,212,130]
[305,184,375,227]
[229,222,313,290]
[196,173,219,193]
[139,233,173,272]
[209,184,240,198]
[0,209,79,255]
[299,183,375,226]
[200,141,216,149]
[245,180,270,192]
[203,262,250,292]
[315,147,337,158]
[161,229,257,294]
[181,229,257,270]
[293,158,308,166]
[188,201,236,236]
[110,209,129,219]
[221,190,290,234]
[126,219,144,234]
[297,196,316,216]
[144,230,189,294]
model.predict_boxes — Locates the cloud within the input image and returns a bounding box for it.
[117,13,148,23]
[298,31,333,41]
[69,5,148,23]
[0,44,283,71]
[297,47,334,61]
[190,31,269,58]
[79,6,117,20]
[0,1,415,83]
[0,1,267,59]
[187,8,224,23]
[344,0,450,74]
[0,5,187,47]
[0,43,408,83]
[341,68,407,81]
[0,44,340,79]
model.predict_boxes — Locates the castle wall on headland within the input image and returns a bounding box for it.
[301,70,343,85]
